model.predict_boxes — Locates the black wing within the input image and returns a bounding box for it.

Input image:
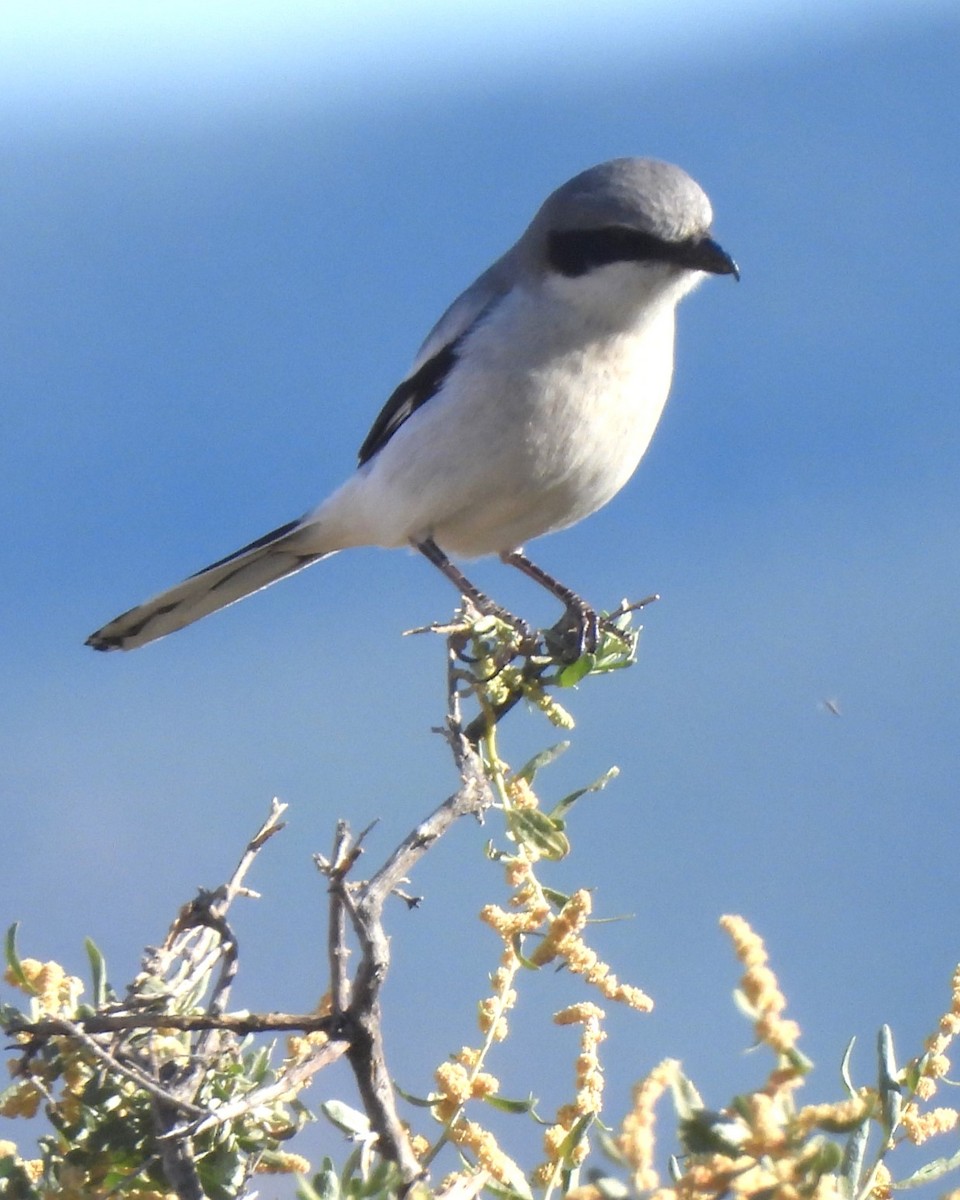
[357,339,461,467]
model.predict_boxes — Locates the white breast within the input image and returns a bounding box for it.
[318,264,689,558]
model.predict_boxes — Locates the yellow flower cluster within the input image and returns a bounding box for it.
[901,1106,960,1145]
[870,1161,892,1199]
[475,946,521,1044]
[285,1028,330,1064]
[505,775,539,809]
[618,1057,678,1191]
[529,890,591,966]
[448,1118,524,1190]
[481,903,546,942]
[528,890,653,1012]
[427,958,515,1168]
[671,1151,846,1200]
[255,1150,313,1174]
[568,938,960,1200]
[427,758,652,1189]
[0,1076,43,1119]
[533,1003,607,1186]
[913,963,960,1102]
[4,958,83,1015]
[0,1139,42,1182]
[408,1131,432,1161]
[720,915,801,1058]
[433,1059,501,1123]
[555,1001,606,1118]
[795,1094,870,1134]
[616,925,858,1200]
[504,847,542,886]
[522,682,576,729]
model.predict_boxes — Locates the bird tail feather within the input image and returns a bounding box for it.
[86,517,332,651]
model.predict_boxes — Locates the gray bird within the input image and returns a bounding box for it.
[87,157,737,653]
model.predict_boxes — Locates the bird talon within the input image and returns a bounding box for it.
[597,615,632,646]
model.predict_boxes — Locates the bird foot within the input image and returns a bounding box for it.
[545,601,637,662]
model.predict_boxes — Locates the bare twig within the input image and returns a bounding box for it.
[365,747,492,907]
[7,1009,339,1039]
[131,805,286,1199]
[316,733,494,1186]
[322,820,357,1015]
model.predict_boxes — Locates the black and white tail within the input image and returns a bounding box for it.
[86,517,331,651]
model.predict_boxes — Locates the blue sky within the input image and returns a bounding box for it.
[3,0,960,1191]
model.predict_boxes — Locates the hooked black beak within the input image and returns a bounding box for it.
[689,235,740,280]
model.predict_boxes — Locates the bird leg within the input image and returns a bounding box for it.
[499,549,606,658]
[413,539,538,650]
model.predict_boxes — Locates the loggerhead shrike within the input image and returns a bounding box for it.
[87,157,737,654]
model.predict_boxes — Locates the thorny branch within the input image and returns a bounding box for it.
[5,612,614,1196]
[5,800,298,1200]
[317,723,495,1186]
[132,799,293,1199]
[6,1009,340,1039]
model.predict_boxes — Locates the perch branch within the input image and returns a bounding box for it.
[326,732,494,1185]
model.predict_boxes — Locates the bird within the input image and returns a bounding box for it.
[86,157,738,654]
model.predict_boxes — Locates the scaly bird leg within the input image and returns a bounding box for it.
[413,538,537,650]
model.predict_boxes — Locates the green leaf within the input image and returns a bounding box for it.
[4,924,37,995]
[507,809,570,860]
[589,1174,631,1199]
[557,654,595,687]
[900,1055,925,1093]
[321,1100,371,1137]
[392,1081,437,1108]
[549,766,619,820]
[482,1166,534,1200]
[512,933,544,971]
[878,1024,898,1083]
[482,1092,537,1114]
[892,1145,960,1188]
[83,938,108,1008]
[731,986,758,1021]
[541,885,570,909]
[245,1043,272,1085]
[839,1035,857,1097]
[354,1159,405,1197]
[878,1024,903,1137]
[513,742,570,784]
[556,1111,594,1160]
[840,1118,869,1200]
[298,1170,340,1200]
[806,1140,844,1174]
[784,1045,814,1075]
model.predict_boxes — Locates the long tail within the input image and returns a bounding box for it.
[86,517,332,651]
